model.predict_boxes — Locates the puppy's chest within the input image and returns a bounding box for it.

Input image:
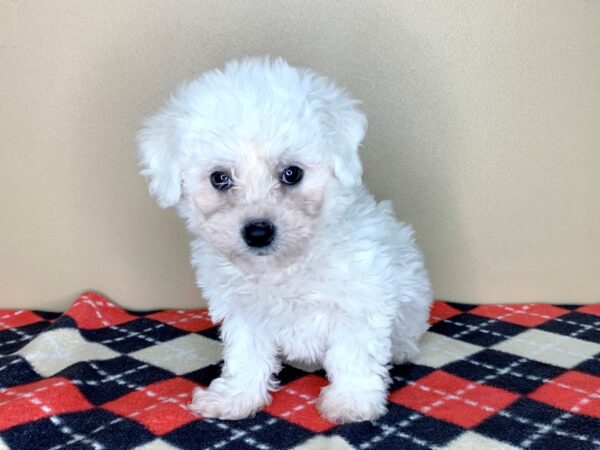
[237,274,341,361]
[266,303,333,363]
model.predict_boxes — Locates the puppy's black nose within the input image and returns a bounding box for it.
[243,221,275,248]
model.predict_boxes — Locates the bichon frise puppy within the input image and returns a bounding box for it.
[138,57,433,423]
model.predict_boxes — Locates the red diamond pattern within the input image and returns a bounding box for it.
[577,303,600,317]
[529,371,600,418]
[66,291,137,329]
[469,304,569,327]
[389,370,519,428]
[0,310,44,330]
[0,377,92,431]
[102,377,198,435]
[429,301,462,325]
[146,309,215,333]
[265,375,335,432]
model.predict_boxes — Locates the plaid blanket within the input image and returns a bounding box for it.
[0,292,598,450]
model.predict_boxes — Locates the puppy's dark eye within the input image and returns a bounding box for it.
[281,166,303,185]
[210,171,233,191]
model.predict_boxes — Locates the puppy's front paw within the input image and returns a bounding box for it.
[190,380,269,420]
[317,384,387,424]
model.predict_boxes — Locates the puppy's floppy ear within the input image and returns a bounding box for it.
[326,99,366,187]
[137,107,184,209]
[313,79,367,188]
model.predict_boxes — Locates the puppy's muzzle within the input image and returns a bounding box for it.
[243,220,275,248]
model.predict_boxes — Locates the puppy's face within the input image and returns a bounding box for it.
[183,139,330,268]
[138,58,367,270]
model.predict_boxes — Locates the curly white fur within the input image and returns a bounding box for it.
[138,57,433,423]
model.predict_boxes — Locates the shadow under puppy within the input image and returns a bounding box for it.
[138,57,433,423]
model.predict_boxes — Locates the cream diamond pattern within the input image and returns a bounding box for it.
[16,328,119,377]
[291,435,355,450]
[443,431,520,450]
[413,331,484,368]
[492,329,600,368]
[132,439,183,450]
[129,333,223,375]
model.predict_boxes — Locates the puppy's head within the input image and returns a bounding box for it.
[138,57,366,269]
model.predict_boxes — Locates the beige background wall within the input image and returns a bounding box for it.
[1,1,598,310]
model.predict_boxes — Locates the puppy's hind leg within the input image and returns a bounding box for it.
[390,299,431,365]
[390,331,421,365]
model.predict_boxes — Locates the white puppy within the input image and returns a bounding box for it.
[138,57,433,423]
